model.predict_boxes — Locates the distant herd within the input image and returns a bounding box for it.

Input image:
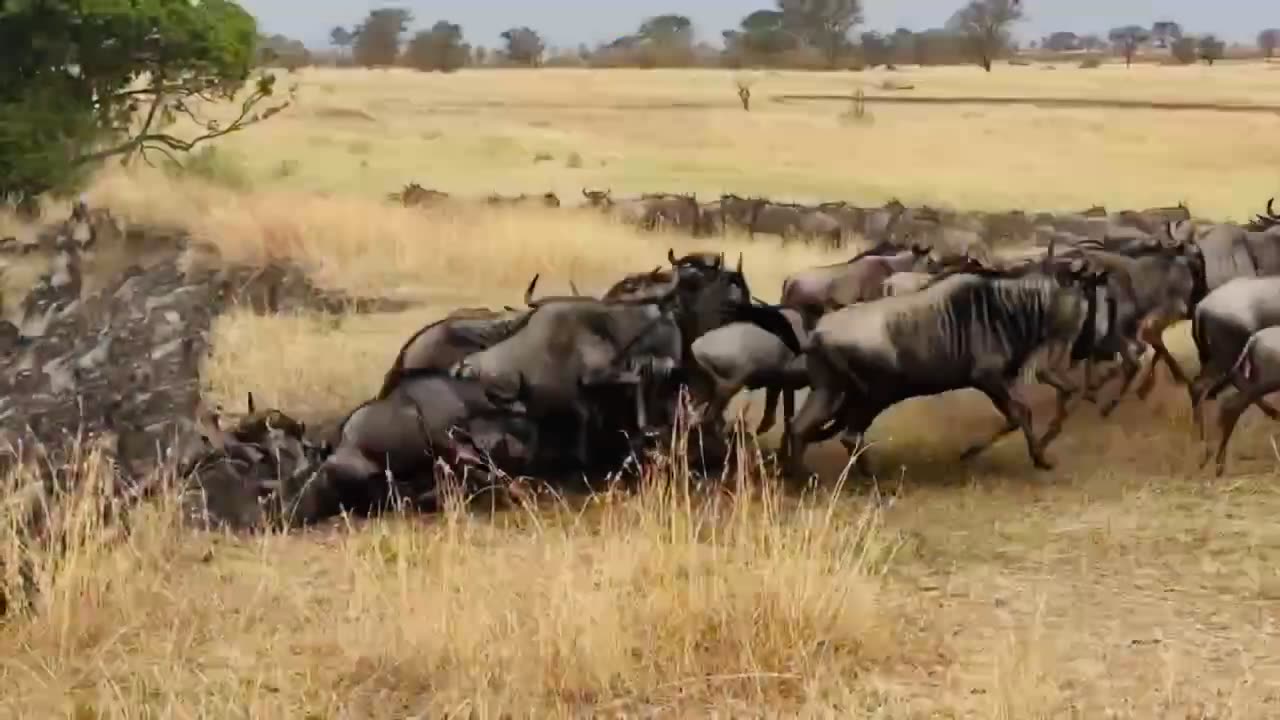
[264,187,1280,524]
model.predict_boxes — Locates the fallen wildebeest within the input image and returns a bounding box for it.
[785,262,1096,478]
[286,371,538,526]
[1199,325,1280,476]
[780,241,934,317]
[1187,276,1280,438]
[377,306,531,399]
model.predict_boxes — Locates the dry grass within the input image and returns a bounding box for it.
[5,65,1280,716]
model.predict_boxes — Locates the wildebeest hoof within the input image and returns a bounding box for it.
[1033,456,1055,471]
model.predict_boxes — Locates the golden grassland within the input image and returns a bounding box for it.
[4,65,1280,716]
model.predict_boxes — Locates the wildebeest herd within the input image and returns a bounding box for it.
[278,192,1280,526]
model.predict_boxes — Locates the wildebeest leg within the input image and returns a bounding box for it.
[786,358,847,477]
[1205,373,1280,420]
[1208,380,1280,476]
[780,388,796,460]
[1100,341,1145,417]
[1136,328,1191,400]
[971,380,1052,470]
[756,386,781,435]
[1189,369,1227,441]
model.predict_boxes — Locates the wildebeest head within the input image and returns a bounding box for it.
[581,188,612,207]
[230,392,307,444]
[1245,198,1279,232]
[542,191,561,208]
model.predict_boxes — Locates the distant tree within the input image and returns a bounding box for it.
[1080,34,1106,52]
[1170,36,1198,64]
[330,26,355,62]
[501,26,545,66]
[1151,21,1182,49]
[1259,29,1280,59]
[1043,31,1081,52]
[890,28,916,65]
[638,14,695,65]
[778,0,863,68]
[404,21,469,72]
[723,9,797,60]
[946,0,1025,72]
[1109,25,1150,67]
[353,8,412,67]
[258,34,311,70]
[1198,34,1225,65]
[860,32,891,67]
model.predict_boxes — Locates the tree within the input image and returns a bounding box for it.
[946,0,1025,72]
[1109,25,1150,67]
[1259,29,1279,59]
[1170,36,1198,64]
[0,0,290,207]
[860,32,891,67]
[353,8,412,67]
[1043,31,1082,52]
[405,21,470,73]
[1080,34,1106,52]
[777,0,863,68]
[330,26,355,62]
[501,27,545,67]
[1198,34,1225,65]
[723,9,797,60]
[258,34,311,70]
[1151,21,1182,49]
[638,14,695,65]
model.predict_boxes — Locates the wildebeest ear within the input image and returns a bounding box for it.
[247,392,255,415]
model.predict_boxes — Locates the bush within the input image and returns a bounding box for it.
[1171,37,1198,65]
[1079,56,1102,69]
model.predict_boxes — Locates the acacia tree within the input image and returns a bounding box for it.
[0,0,291,209]
[1109,25,1150,67]
[947,0,1025,72]
[353,8,412,67]
[1198,34,1225,65]
[405,21,470,73]
[330,26,355,63]
[777,0,863,68]
[501,27,546,67]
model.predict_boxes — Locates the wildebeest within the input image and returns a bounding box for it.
[486,192,562,208]
[780,242,934,317]
[689,306,811,449]
[288,371,538,525]
[1187,276,1280,437]
[1198,325,1280,476]
[785,265,1095,478]
[451,277,686,468]
[719,194,843,248]
[377,307,531,399]
[389,182,449,207]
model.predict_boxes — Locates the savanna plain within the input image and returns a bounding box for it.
[4,64,1280,717]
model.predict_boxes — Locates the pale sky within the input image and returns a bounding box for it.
[243,1,1277,50]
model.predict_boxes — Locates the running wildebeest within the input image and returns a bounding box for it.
[785,262,1097,478]
[780,241,934,317]
[1187,276,1280,438]
[1199,325,1280,476]
[389,182,449,208]
[719,194,843,248]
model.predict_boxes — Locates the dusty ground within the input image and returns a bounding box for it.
[3,64,1280,717]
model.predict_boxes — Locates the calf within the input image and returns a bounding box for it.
[1188,276,1280,437]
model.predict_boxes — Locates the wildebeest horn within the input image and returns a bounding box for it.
[667,248,678,265]
[570,280,581,296]
[1267,197,1278,219]
[247,392,255,415]
[524,274,541,306]
[716,252,724,269]
[736,252,743,274]
[582,188,590,198]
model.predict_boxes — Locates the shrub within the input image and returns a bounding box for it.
[1079,56,1102,69]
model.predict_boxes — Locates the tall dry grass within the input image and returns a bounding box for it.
[0,436,916,717]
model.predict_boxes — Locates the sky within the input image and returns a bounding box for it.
[243,1,1277,51]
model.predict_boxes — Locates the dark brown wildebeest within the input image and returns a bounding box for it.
[719,194,843,248]
[377,307,531,399]
[486,192,561,208]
